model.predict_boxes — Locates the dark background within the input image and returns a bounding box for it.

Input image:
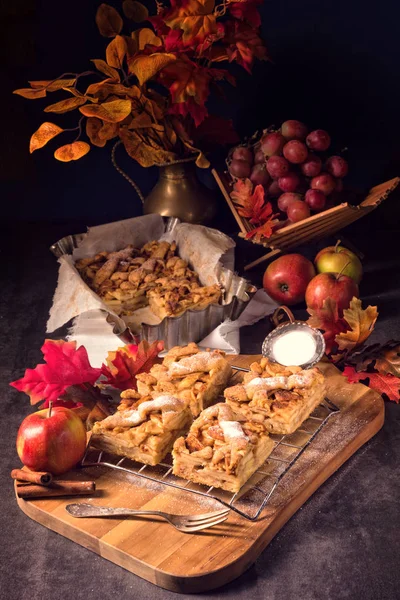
[1,0,400,227]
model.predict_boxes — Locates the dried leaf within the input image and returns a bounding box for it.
[106,35,127,69]
[335,298,378,353]
[98,121,119,141]
[29,78,76,91]
[79,99,132,122]
[307,298,349,355]
[123,0,149,22]
[375,342,400,377]
[129,53,177,86]
[120,127,177,167]
[195,151,210,168]
[130,28,163,53]
[95,3,123,37]
[54,141,90,162]
[86,117,107,147]
[10,340,101,405]
[231,178,253,205]
[30,122,64,153]
[164,0,217,47]
[343,366,400,403]
[91,59,120,81]
[13,87,47,99]
[101,340,164,390]
[44,96,87,114]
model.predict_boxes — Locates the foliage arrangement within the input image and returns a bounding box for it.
[10,339,164,427]
[230,177,279,240]
[14,1,267,168]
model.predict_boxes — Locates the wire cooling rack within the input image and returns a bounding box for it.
[81,366,340,520]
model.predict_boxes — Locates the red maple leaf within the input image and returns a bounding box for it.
[231,182,274,225]
[10,340,101,405]
[307,298,349,355]
[227,0,262,27]
[225,21,268,73]
[343,366,400,403]
[101,340,164,390]
[245,215,279,241]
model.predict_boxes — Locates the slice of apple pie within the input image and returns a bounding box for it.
[136,343,232,417]
[224,359,325,435]
[91,391,192,465]
[172,403,274,493]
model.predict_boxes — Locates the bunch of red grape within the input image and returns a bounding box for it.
[228,120,348,223]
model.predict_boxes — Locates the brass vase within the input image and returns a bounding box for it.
[143,162,217,224]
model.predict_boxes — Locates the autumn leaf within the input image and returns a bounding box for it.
[95,3,123,37]
[129,53,177,86]
[123,0,149,22]
[343,366,400,403]
[335,298,378,353]
[106,35,127,69]
[193,116,239,148]
[91,59,120,81]
[29,78,76,91]
[101,340,164,390]
[226,21,268,74]
[79,99,132,122]
[245,216,278,242]
[231,178,253,206]
[10,340,101,405]
[13,88,47,99]
[98,121,119,141]
[54,141,90,162]
[307,298,349,355]
[375,342,400,377]
[86,117,107,147]
[164,0,217,47]
[44,96,87,114]
[119,127,178,167]
[228,0,262,27]
[30,122,64,153]
[129,28,163,55]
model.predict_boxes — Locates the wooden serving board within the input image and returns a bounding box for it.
[16,356,384,593]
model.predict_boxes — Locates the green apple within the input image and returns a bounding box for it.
[314,243,363,284]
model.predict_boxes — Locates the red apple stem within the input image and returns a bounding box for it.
[47,401,53,419]
[334,239,341,252]
[336,260,351,279]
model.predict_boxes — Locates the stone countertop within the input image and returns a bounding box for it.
[1,220,399,600]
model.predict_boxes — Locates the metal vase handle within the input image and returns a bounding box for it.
[271,306,295,329]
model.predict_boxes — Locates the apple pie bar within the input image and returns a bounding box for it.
[74,240,221,318]
[172,403,274,493]
[224,359,325,435]
[91,391,192,465]
[136,343,232,417]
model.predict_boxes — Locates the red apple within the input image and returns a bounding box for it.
[263,254,316,305]
[16,406,87,475]
[305,272,359,314]
[314,244,363,283]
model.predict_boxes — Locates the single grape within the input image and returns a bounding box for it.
[305,189,326,211]
[281,120,308,141]
[268,180,282,198]
[326,155,348,178]
[229,159,252,179]
[306,129,331,151]
[266,155,290,178]
[254,148,266,164]
[283,140,308,164]
[301,154,322,177]
[278,192,302,212]
[232,146,254,164]
[287,200,311,222]
[278,172,300,192]
[260,132,286,157]
[250,163,271,186]
[311,172,336,195]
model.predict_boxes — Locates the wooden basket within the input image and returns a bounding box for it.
[213,170,399,270]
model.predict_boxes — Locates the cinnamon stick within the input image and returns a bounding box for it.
[11,469,53,486]
[16,480,96,499]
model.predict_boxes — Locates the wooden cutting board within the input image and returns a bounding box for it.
[15,356,384,593]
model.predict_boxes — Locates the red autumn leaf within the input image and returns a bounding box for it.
[228,0,262,27]
[225,21,268,73]
[232,182,273,225]
[10,340,101,405]
[307,298,349,355]
[343,366,400,403]
[101,340,164,390]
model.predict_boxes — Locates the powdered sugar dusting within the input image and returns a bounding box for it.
[138,395,183,417]
[168,351,222,376]
[220,420,249,442]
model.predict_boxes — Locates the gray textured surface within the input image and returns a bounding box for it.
[1,222,399,600]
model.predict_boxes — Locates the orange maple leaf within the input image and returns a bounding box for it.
[164,0,217,48]
[231,182,273,225]
[245,216,279,242]
[307,298,349,355]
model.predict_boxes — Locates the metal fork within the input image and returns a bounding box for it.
[66,503,230,533]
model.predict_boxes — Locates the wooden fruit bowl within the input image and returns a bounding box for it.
[213,170,399,271]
